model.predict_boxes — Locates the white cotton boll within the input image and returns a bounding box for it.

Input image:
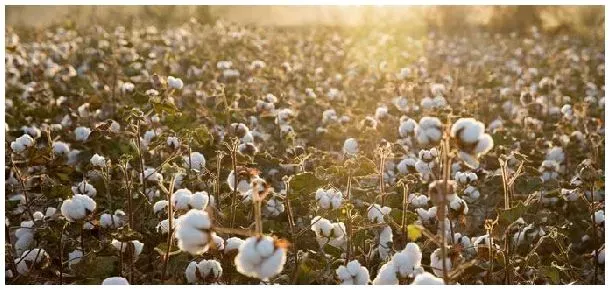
[322,109,338,125]
[343,138,359,155]
[197,259,223,280]
[451,118,484,144]
[315,188,343,209]
[411,271,445,285]
[408,194,429,208]
[15,221,35,255]
[235,235,287,280]
[156,219,172,234]
[560,188,579,201]
[121,82,134,93]
[153,200,168,214]
[375,106,389,120]
[378,226,393,260]
[185,261,198,283]
[597,249,605,264]
[368,204,391,223]
[167,136,180,149]
[190,191,210,210]
[67,149,81,166]
[415,159,433,181]
[142,167,163,183]
[102,277,129,285]
[172,189,193,210]
[415,117,442,146]
[10,134,35,153]
[393,243,423,278]
[33,211,44,221]
[6,270,13,278]
[111,240,144,261]
[336,259,370,285]
[545,147,565,164]
[474,134,494,154]
[227,171,252,194]
[264,198,285,217]
[167,76,184,89]
[397,158,417,174]
[430,248,452,277]
[311,216,334,237]
[416,207,437,224]
[14,249,49,275]
[463,185,480,203]
[175,209,213,255]
[68,248,83,268]
[77,103,90,118]
[52,141,70,155]
[71,180,97,197]
[225,237,244,253]
[74,126,91,142]
[430,83,446,96]
[90,153,106,167]
[211,234,225,251]
[399,118,417,138]
[393,96,409,112]
[184,152,206,171]
[9,194,26,215]
[594,210,604,224]
[61,194,97,222]
[373,261,399,285]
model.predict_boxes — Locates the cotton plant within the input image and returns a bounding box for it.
[336,259,370,285]
[185,259,223,283]
[450,118,494,168]
[234,235,288,280]
[415,148,438,181]
[373,243,425,284]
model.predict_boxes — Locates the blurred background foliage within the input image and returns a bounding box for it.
[5,5,604,41]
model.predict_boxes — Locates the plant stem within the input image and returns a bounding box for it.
[160,176,176,283]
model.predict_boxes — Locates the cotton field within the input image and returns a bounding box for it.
[4,6,606,285]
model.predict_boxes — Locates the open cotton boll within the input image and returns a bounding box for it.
[68,248,83,268]
[186,260,223,283]
[378,226,393,260]
[172,188,193,210]
[74,126,91,142]
[545,146,565,164]
[415,117,442,146]
[102,277,129,285]
[90,153,106,167]
[189,191,211,210]
[174,209,213,255]
[411,271,445,285]
[407,194,429,208]
[463,185,481,203]
[343,138,359,155]
[392,243,424,279]
[596,249,605,264]
[315,188,343,209]
[10,134,35,153]
[225,237,245,253]
[264,198,285,217]
[100,210,125,229]
[415,159,434,181]
[15,221,35,255]
[52,141,70,155]
[368,204,391,223]
[560,188,579,201]
[375,106,389,120]
[167,76,184,89]
[9,194,26,215]
[156,219,173,234]
[399,118,417,138]
[70,181,97,198]
[33,211,44,221]
[142,167,163,183]
[397,158,417,174]
[373,261,399,285]
[311,216,334,237]
[451,118,485,144]
[234,235,287,280]
[184,152,206,171]
[153,200,169,214]
[61,194,97,222]
[111,239,144,261]
[594,210,604,225]
[430,248,452,277]
[211,233,225,251]
[227,171,253,194]
[336,259,370,285]
[322,109,338,125]
[14,248,50,275]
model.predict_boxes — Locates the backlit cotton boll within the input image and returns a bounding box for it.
[172,188,193,210]
[368,204,391,223]
[310,216,346,249]
[74,126,91,142]
[90,153,106,167]
[234,235,287,280]
[227,170,255,194]
[373,242,424,285]
[61,194,97,222]
[399,117,417,138]
[378,225,393,260]
[336,259,370,285]
[189,191,212,210]
[153,200,169,214]
[111,239,144,261]
[450,118,494,168]
[102,277,129,285]
[11,134,35,153]
[343,138,359,155]
[14,248,50,275]
[415,117,442,146]
[185,259,223,283]
[411,271,445,285]
[430,248,452,277]
[315,188,343,209]
[184,152,206,171]
[225,237,245,254]
[168,76,184,89]
[174,209,214,255]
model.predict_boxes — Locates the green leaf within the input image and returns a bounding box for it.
[290,172,324,196]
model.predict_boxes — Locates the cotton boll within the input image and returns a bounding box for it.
[9,194,26,215]
[74,126,91,142]
[264,198,285,217]
[368,204,391,223]
[372,261,399,285]
[61,194,97,222]
[185,261,198,283]
[411,271,445,285]
[167,136,180,149]
[10,134,35,153]
[451,118,485,144]
[463,185,480,203]
[594,210,604,225]
[184,152,206,171]
[227,170,253,194]
[336,259,370,285]
[68,248,83,268]
[225,237,244,254]
[111,239,144,261]
[52,141,70,156]
[90,153,106,167]
[33,211,44,221]
[168,76,184,89]
[234,235,287,280]
[545,146,565,164]
[322,109,338,125]
[343,138,359,155]
[397,158,417,174]
[102,277,129,285]
[211,233,225,251]
[14,248,50,275]
[399,118,417,138]
[71,180,97,197]
[153,200,169,214]
[156,219,172,234]
[67,149,81,166]
[315,188,343,209]
[174,209,213,255]
[375,106,389,120]
[172,188,193,210]
[430,248,452,277]
[415,117,442,146]
[142,167,163,183]
[15,221,35,255]
[407,194,429,208]
[189,191,210,210]
[560,188,579,201]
